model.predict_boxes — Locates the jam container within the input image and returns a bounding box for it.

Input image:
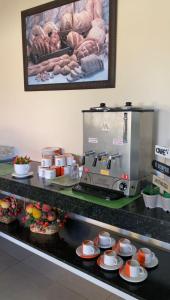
[51,166,61,177]
[42,147,62,157]
[61,166,71,176]
[55,155,66,167]
[44,169,56,180]
[41,158,52,168]
[65,153,74,166]
[38,166,46,178]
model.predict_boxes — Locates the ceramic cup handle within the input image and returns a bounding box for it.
[113,257,118,266]
[108,237,112,245]
[127,245,133,252]
[139,267,145,275]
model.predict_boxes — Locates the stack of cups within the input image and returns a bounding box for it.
[38,147,63,180]
[38,149,79,180]
[54,153,75,177]
[38,158,56,180]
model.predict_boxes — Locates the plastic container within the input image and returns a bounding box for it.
[162,192,170,212]
[70,160,79,179]
[142,185,159,209]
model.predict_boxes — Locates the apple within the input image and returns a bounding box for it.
[1,200,10,209]
[42,204,51,212]
[26,204,34,214]
[47,211,56,222]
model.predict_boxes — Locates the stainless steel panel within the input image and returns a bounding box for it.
[82,110,154,196]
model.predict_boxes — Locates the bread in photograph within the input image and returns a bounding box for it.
[87,27,106,45]
[73,11,92,34]
[67,31,84,49]
[60,13,73,32]
[92,18,105,30]
[75,39,100,61]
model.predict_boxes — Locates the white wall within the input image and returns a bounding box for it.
[0,0,170,160]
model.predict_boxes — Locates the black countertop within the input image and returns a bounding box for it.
[0,162,170,243]
[0,218,169,300]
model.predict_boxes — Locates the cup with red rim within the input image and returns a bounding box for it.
[97,231,112,247]
[136,248,155,266]
[103,250,119,266]
[123,259,145,278]
[82,240,95,256]
[116,238,133,254]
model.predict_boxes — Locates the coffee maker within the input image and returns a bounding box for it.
[73,102,154,199]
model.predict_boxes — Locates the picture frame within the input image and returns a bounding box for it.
[21,0,117,91]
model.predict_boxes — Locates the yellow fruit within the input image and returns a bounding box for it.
[26,204,33,214]
[32,207,42,219]
[1,200,10,209]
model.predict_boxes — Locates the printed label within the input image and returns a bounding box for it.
[88,138,98,144]
[155,145,170,159]
[100,169,110,176]
[152,160,170,177]
[153,175,170,193]
[113,138,124,145]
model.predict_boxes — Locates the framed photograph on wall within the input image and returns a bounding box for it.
[21,0,117,91]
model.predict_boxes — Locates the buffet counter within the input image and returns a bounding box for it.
[0,161,170,244]
[0,161,170,300]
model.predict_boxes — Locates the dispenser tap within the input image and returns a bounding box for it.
[97,152,108,160]
[92,156,98,167]
[107,154,122,169]
[85,150,96,156]
[83,150,96,166]
[82,155,85,166]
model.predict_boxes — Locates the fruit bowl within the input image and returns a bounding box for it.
[0,196,20,224]
[22,202,67,235]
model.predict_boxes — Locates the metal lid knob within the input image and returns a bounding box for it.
[100,103,106,107]
[125,102,132,107]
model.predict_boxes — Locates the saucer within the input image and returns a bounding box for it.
[94,237,116,249]
[76,246,100,259]
[97,255,123,271]
[113,244,137,257]
[133,254,159,269]
[119,266,148,283]
[12,171,33,179]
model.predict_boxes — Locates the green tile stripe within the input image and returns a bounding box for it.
[0,163,13,176]
[58,188,140,209]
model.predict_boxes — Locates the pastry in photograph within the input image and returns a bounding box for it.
[67,31,84,49]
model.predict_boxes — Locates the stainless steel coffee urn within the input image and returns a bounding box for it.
[79,102,154,197]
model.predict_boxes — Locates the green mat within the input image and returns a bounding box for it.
[0,163,13,176]
[58,187,140,209]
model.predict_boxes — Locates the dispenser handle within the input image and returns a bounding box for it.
[92,157,98,167]
[107,157,112,170]
[82,155,85,165]
[123,113,128,143]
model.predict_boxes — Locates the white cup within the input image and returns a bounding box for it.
[103,250,118,266]
[82,240,95,255]
[137,248,155,265]
[124,259,144,278]
[118,238,132,254]
[98,231,112,246]
[41,158,52,168]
